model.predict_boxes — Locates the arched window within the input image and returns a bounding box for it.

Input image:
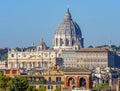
[56,38,58,46]
[72,39,74,46]
[11,54,14,57]
[79,78,86,87]
[60,38,63,46]
[66,39,69,46]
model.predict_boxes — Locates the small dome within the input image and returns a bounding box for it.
[37,39,48,50]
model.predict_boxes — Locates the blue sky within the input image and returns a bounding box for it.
[0,0,120,48]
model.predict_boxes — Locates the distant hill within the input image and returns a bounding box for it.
[0,48,8,61]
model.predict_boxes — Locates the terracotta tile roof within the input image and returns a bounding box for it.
[76,48,109,52]
[63,68,91,72]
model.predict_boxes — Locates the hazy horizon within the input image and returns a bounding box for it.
[0,0,120,48]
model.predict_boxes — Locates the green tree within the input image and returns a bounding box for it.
[88,45,94,48]
[111,45,117,50]
[53,87,61,91]
[0,54,7,60]
[0,48,8,61]
[10,76,29,91]
[23,46,36,51]
[0,72,4,76]
[93,83,109,90]
[37,86,46,91]
[0,74,11,91]
[15,47,22,51]
[26,86,37,91]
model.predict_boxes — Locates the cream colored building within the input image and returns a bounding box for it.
[62,48,116,69]
[8,39,63,69]
[8,50,57,69]
[7,9,119,69]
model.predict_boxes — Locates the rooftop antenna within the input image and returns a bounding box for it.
[110,40,112,46]
[109,40,112,50]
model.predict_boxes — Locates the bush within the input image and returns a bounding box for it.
[93,83,109,90]
[37,86,46,91]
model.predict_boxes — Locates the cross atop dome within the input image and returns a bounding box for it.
[65,8,72,20]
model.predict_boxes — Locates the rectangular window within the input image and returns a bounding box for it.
[48,85,53,89]
[56,77,61,82]
[49,77,51,82]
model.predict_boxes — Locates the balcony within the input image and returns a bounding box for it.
[29,81,64,85]
[47,81,64,84]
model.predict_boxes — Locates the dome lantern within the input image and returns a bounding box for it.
[65,8,72,21]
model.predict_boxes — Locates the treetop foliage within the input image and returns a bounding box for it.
[0,74,46,91]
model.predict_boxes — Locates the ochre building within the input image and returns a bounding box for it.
[4,68,92,91]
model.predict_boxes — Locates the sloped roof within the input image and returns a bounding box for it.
[63,68,91,72]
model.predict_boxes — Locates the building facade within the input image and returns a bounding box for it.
[62,48,117,69]
[8,48,60,69]
[4,67,92,91]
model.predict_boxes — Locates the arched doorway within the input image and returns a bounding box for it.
[79,78,86,89]
[68,77,75,89]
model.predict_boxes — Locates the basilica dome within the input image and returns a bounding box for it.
[55,9,82,38]
[53,9,84,50]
